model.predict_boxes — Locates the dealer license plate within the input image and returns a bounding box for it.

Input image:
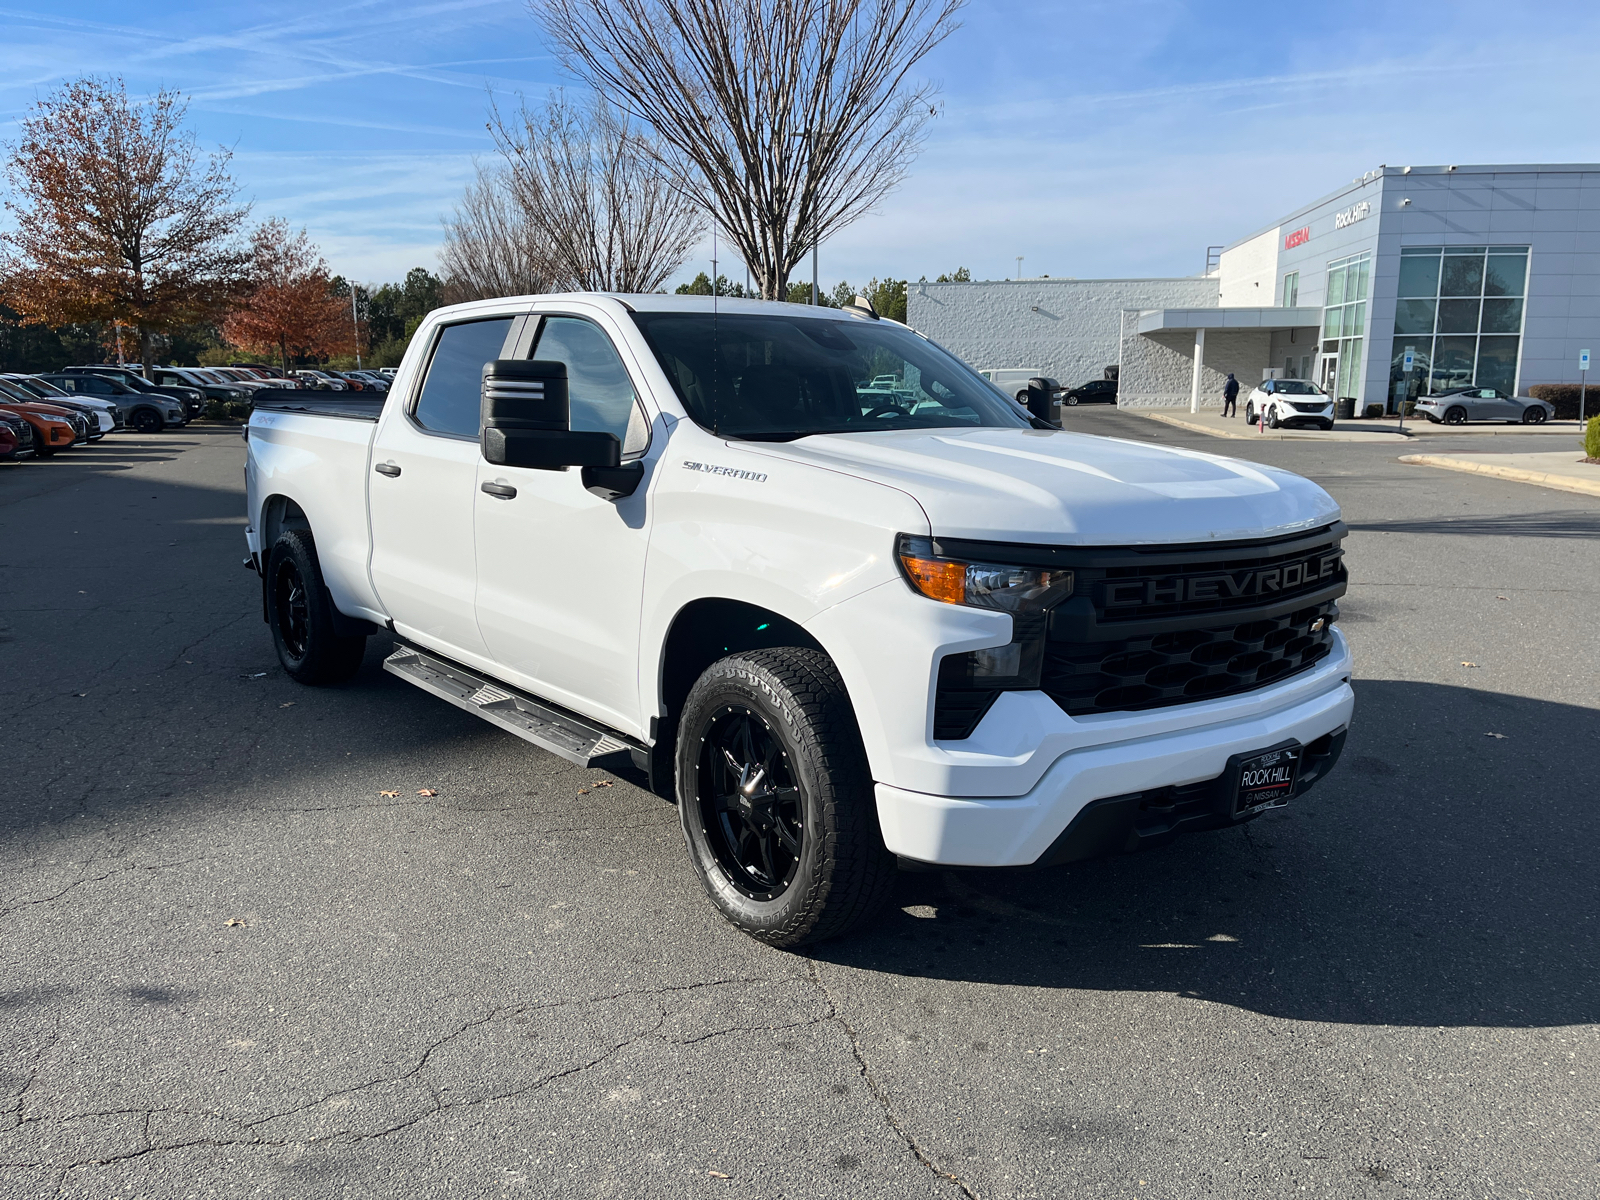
[1234,746,1299,815]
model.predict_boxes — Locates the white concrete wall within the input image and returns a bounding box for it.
[1117,320,1274,408]
[1218,227,1281,307]
[908,277,1218,389]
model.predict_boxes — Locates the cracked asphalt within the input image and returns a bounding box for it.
[2,414,1597,1199]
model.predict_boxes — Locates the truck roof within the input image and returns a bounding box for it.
[427,292,879,324]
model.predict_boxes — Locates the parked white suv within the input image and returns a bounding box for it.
[1244,379,1335,431]
[244,294,1353,945]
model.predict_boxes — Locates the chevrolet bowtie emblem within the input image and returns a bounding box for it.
[1310,617,1327,632]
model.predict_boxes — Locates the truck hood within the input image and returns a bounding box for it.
[753,428,1341,544]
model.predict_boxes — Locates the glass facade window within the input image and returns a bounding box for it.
[1282,271,1298,307]
[1320,252,1370,401]
[1390,246,1528,402]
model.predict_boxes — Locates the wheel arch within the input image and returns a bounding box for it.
[259,493,312,551]
[643,597,832,797]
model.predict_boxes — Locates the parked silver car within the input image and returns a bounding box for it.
[1416,387,1554,425]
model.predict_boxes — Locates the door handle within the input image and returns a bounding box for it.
[481,481,518,499]
[374,462,401,477]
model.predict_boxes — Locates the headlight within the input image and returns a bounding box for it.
[896,534,1073,613]
[898,534,1074,690]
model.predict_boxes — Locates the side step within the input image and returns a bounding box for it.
[383,644,638,769]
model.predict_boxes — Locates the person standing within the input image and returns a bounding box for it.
[1222,372,1240,418]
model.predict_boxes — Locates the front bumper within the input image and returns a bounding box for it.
[874,633,1353,867]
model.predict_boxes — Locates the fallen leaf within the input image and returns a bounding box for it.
[379,790,400,798]
[417,789,438,797]
[1496,595,1508,601]
[1485,732,1507,739]
[1460,661,1478,668]
[224,918,247,927]
[279,701,295,708]
[708,1172,730,1180]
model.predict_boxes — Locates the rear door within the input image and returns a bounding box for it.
[368,314,521,667]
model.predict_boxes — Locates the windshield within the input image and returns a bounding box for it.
[630,311,1030,441]
[1275,380,1324,395]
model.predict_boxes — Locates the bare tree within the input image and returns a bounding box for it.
[530,0,963,299]
[0,76,250,376]
[439,162,551,303]
[489,91,702,294]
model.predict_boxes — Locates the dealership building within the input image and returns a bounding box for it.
[908,163,1600,411]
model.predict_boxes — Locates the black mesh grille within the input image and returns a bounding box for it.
[1042,600,1338,716]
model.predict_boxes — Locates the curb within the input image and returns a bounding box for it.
[1398,453,1600,499]
[1138,411,1412,443]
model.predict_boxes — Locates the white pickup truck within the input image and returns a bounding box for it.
[244,293,1353,946]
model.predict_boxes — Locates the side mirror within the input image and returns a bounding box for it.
[480,359,620,470]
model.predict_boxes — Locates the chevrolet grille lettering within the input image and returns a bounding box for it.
[1103,551,1342,608]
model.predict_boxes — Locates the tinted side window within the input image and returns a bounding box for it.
[532,317,648,455]
[413,317,515,438]
[80,378,113,394]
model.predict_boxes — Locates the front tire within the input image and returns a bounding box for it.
[130,408,163,434]
[265,529,367,685]
[1268,407,1281,429]
[677,648,894,947]
[1444,406,1467,425]
[1522,406,1546,424]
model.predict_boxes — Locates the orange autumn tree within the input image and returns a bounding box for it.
[224,219,353,373]
[0,76,250,376]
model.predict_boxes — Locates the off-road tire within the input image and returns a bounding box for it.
[676,647,895,947]
[266,529,367,685]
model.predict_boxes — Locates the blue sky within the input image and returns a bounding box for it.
[2,1,1597,291]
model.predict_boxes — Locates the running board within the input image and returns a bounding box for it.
[382,644,636,769]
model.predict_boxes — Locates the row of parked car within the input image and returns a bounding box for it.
[0,363,396,460]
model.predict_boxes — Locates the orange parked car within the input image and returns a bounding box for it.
[0,399,81,457]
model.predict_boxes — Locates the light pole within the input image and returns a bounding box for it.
[350,285,362,369]
[1016,255,1023,280]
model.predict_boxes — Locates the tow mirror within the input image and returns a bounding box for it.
[480,359,620,470]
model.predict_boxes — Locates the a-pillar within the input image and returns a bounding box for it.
[1188,327,1206,414]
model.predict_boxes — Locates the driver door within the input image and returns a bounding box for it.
[472,311,655,736]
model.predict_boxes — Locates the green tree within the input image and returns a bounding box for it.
[676,271,745,297]
[933,266,972,283]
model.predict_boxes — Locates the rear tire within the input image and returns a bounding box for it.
[265,529,367,685]
[677,648,895,947]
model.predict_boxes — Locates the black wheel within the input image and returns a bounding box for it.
[1522,406,1546,424]
[1444,406,1467,425]
[677,648,894,947]
[265,529,367,685]
[130,408,163,434]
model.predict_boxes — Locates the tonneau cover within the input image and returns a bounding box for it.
[252,391,385,420]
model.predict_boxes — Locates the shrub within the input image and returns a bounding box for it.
[1587,415,1600,460]
[1527,384,1600,420]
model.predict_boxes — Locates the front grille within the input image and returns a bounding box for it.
[1041,600,1338,716]
[927,524,1347,737]
[1289,401,1327,413]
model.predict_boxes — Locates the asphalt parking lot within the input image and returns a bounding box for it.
[3,413,1597,1199]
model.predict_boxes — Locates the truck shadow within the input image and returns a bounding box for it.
[812,679,1600,1030]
